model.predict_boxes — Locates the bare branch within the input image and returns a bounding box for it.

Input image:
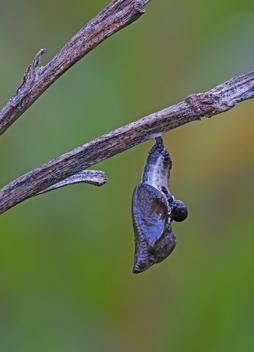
[0,0,150,136]
[0,71,253,214]
[35,170,108,196]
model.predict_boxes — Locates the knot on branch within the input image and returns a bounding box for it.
[133,1,145,14]
[9,49,46,108]
[185,92,235,118]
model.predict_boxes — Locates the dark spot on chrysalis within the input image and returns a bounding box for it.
[170,200,188,222]
[161,186,168,194]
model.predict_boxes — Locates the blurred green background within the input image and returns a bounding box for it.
[0,0,254,351]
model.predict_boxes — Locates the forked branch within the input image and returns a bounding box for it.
[36,170,108,195]
[0,0,150,136]
[0,70,254,214]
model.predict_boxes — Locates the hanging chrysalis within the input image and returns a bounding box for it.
[132,137,188,273]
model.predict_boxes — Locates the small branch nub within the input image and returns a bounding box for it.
[9,49,46,107]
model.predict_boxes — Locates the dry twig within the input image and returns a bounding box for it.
[36,170,108,196]
[0,71,254,214]
[0,0,149,136]
[0,0,254,215]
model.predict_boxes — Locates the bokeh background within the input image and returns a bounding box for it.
[0,0,254,351]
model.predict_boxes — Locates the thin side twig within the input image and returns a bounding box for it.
[0,71,253,214]
[0,0,150,136]
[35,170,108,196]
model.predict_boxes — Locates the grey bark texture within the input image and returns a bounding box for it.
[0,0,253,214]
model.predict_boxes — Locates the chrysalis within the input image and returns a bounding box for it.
[132,137,188,273]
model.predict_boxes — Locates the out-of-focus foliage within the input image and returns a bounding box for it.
[0,1,254,351]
